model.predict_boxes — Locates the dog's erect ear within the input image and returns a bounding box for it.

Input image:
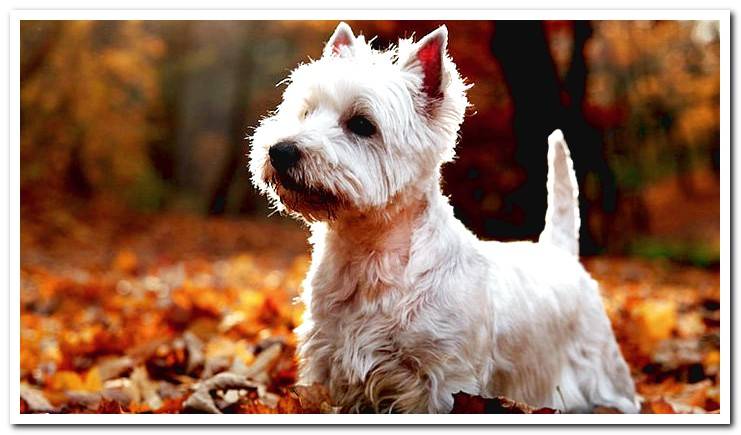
[324,22,356,57]
[403,25,448,99]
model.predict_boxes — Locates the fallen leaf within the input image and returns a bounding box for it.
[239,342,282,381]
[96,356,134,381]
[641,398,676,414]
[635,299,678,354]
[113,249,139,274]
[183,372,260,414]
[49,368,102,393]
[291,383,334,413]
[130,366,163,411]
[183,331,205,374]
[451,392,558,414]
[20,383,55,413]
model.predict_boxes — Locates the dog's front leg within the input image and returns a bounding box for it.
[295,323,332,387]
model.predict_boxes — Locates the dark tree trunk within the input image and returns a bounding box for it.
[207,29,261,216]
[562,21,617,254]
[491,20,615,254]
[20,22,62,79]
[207,77,250,215]
[490,21,564,241]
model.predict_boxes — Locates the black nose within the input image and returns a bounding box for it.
[269,141,300,173]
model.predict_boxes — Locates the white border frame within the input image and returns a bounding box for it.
[9,9,731,425]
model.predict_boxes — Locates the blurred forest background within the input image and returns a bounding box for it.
[20,20,720,263]
[19,20,723,415]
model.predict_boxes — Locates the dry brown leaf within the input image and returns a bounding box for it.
[130,366,163,411]
[451,392,558,414]
[593,406,623,413]
[96,356,134,381]
[19,201,721,415]
[641,398,677,414]
[112,249,139,274]
[239,342,282,380]
[20,383,55,413]
[183,372,260,414]
[183,331,205,374]
[291,383,334,413]
[634,299,678,354]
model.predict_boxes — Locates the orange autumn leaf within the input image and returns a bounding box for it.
[112,249,139,274]
[49,367,102,393]
[641,398,677,414]
[20,199,720,414]
[634,299,678,354]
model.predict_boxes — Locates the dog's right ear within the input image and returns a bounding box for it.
[323,22,355,58]
[402,25,449,100]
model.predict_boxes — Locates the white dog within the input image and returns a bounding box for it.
[249,22,638,414]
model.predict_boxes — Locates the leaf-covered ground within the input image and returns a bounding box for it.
[20,200,720,414]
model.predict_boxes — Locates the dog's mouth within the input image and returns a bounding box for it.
[274,171,307,193]
[268,171,343,216]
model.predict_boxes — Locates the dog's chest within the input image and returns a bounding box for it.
[308,249,436,398]
[316,252,411,358]
[318,300,434,411]
[321,236,410,302]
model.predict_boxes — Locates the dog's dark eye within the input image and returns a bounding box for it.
[346,115,376,137]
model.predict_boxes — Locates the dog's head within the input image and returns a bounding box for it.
[249,22,469,222]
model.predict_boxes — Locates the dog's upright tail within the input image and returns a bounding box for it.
[539,129,580,257]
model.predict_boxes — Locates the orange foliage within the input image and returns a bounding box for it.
[19,199,721,414]
[21,21,166,201]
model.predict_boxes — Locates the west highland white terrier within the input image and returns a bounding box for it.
[249,22,638,413]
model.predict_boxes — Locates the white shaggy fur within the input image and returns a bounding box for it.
[249,22,638,413]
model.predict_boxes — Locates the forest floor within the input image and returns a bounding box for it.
[19,197,721,414]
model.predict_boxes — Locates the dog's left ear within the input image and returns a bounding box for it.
[324,22,356,57]
[403,25,448,99]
